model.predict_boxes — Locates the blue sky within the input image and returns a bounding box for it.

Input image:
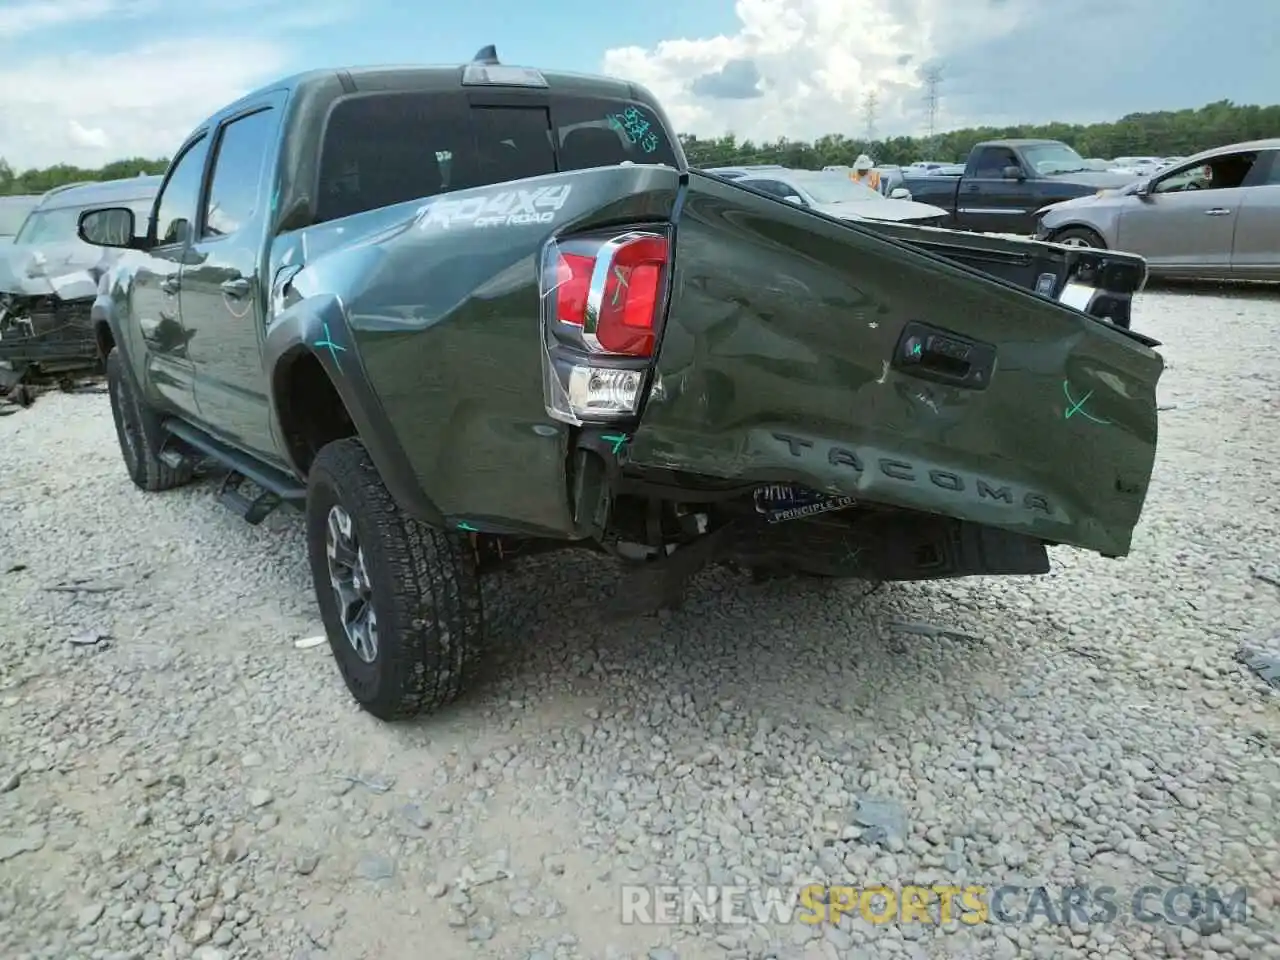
[1,0,1276,170]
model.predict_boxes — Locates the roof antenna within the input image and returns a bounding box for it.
[472,45,499,65]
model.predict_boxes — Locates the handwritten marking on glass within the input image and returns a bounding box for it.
[607,107,660,154]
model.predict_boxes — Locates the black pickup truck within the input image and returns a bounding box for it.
[902,139,1136,235]
[75,48,1163,722]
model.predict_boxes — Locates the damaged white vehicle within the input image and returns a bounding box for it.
[0,176,159,387]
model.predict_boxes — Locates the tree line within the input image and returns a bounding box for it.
[1,99,1276,196]
[678,100,1280,170]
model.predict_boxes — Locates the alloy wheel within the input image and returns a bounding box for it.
[325,504,378,663]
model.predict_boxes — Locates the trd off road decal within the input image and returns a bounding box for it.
[754,484,855,524]
[418,185,573,231]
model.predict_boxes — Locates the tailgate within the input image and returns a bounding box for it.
[628,173,1164,557]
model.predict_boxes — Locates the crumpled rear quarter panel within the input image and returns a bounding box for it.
[631,175,1164,557]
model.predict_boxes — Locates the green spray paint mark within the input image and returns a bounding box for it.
[610,265,629,306]
[457,521,478,532]
[1062,380,1111,425]
[315,322,346,366]
[600,433,629,456]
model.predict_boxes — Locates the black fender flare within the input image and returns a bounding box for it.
[90,295,144,393]
[263,297,446,528]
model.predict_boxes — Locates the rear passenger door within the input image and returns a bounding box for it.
[1229,150,1280,279]
[181,93,287,461]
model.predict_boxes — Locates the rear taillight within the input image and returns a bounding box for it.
[540,228,672,425]
[552,232,667,357]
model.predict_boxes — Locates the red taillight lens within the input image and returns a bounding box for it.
[555,253,594,326]
[550,233,668,358]
[593,235,666,357]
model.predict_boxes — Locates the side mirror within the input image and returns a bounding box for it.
[784,195,804,205]
[78,206,145,249]
[1001,165,1025,181]
[1134,181,1153,199]
[889,188,911,200]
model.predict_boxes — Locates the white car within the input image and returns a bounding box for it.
[732,169,948,225]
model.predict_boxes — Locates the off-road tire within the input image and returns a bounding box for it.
[306,438,483,721]
[105,346,193,492]
[1052,226,1107,249]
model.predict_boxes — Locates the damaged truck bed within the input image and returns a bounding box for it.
[77,49,1163,721]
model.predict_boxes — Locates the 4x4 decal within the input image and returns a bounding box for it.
[417,185,573,231]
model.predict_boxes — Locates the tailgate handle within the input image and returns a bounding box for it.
[892,322,996,390]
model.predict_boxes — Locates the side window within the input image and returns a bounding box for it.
[1259,152,1280,186]
[973,147,1017,178]
[754,180,793,199]
[154,135,210,246]
[203,108,277,238]
[1154,153,1256,194]
[1154,163,1211,194]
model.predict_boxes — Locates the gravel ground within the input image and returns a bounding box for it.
[1,283,1278,960]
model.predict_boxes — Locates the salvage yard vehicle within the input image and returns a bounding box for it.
[902,138,1136,234]
[731,169,945,225]
[76,48,1164,722]
[1035,138,1280,282]
[0,177,160,384]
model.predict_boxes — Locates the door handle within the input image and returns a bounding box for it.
[220,278,252,298]
[160,277,180,295]
[1204,208,1231,216]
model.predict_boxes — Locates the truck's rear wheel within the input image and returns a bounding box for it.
[305,438,483,721]
[105,346,193,492]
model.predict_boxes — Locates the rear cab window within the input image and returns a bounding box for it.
[314,87,680,225]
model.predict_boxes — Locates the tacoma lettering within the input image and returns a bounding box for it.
[770,436,1053,515]
[772,432,814,457]
[880,459,914,481]
[976,480,1012,503]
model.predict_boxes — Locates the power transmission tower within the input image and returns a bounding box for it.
[861,89,878,143]
[922,66,943,147]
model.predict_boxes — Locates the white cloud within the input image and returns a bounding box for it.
[603,0,1280,144]
[0,0,359,170]
[0,38,289,169]
[68,120,110,150]
[598,0,1073,142]
[0,0,133,37]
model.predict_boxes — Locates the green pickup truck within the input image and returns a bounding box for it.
[76,48,1164,722]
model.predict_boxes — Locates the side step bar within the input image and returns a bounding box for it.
[160,418,306,526]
